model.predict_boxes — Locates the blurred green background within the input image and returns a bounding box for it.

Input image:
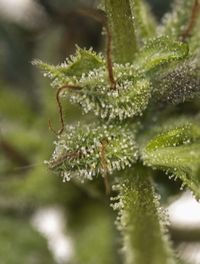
[4,1,196,263]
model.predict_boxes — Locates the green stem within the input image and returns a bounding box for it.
[104,0,137,64]
[113,167,176,264]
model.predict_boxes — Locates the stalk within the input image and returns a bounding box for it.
[104,0,137,64]
[112,167,176,264]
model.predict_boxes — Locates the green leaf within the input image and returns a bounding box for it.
[133,37,189,74]
[145,123,200,151]
[104,0,137,63]
[142,121,200,199]
[129,0,157,42]
[33,48,104,87]
[113,167,176,264]
[47,123,138,181]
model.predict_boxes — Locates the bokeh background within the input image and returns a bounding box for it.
[2,1,200,264]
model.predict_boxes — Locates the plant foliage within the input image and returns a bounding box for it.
[35,0,200,263]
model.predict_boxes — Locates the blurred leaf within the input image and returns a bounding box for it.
[72,203,117,264]
[0,215,54,264]
[0,86,36,124]
[160,0,195,38]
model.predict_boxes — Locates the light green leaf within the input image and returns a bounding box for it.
[133,37,188,74]
[113,167,176,264]
[142,121,200,199]
[33,48,104,87]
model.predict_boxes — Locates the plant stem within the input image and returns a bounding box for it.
[104,0,137,64]
[113,167,176,264]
